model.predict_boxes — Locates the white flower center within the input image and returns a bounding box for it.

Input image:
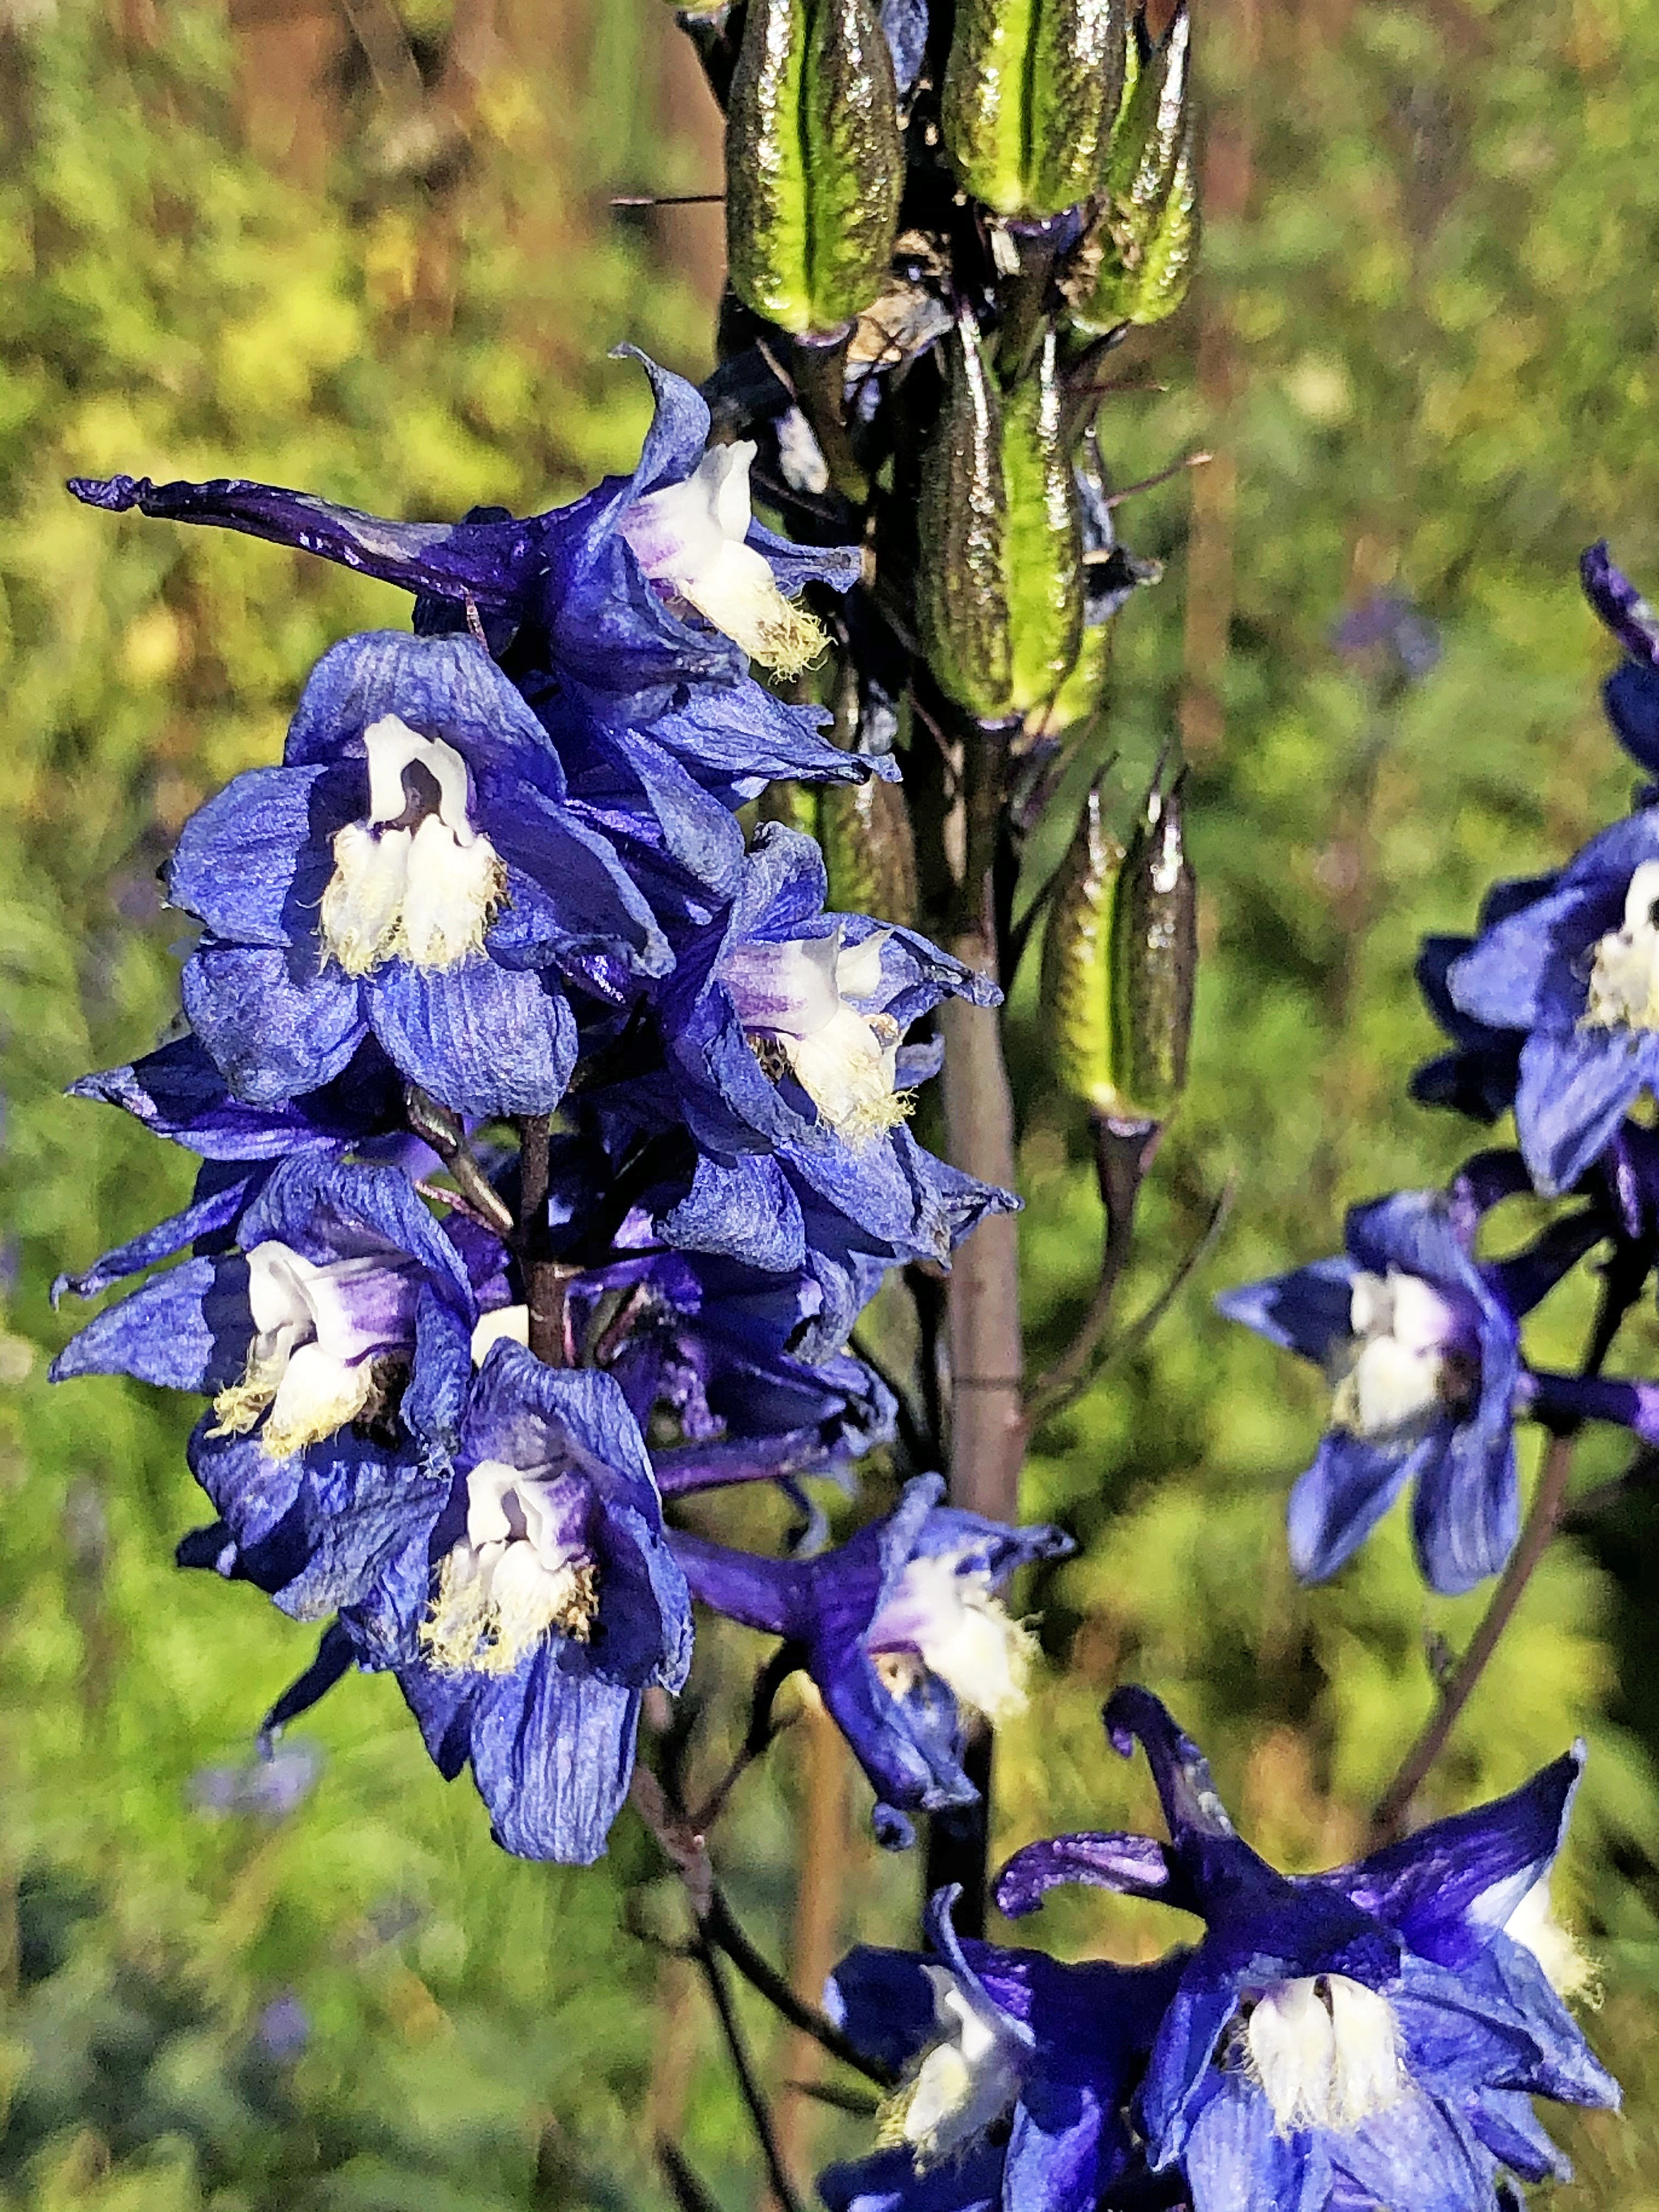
[422,1459,600,1675]
[619,442,827,676]
[1584,859,1659,1030]
[1329,1269,1464,1437]
[723,929,911,1146]
[877,1968,1021,2166]
[1244,1974,1403,2136]
[470,1305,529,1363]
[211,1240,419,1459]
[866,1550,1036,1722]
[1504,1878,1598,2002]
[320,716,505,976]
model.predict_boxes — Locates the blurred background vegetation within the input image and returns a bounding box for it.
[6,0,1659,2204]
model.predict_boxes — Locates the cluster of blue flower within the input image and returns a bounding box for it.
[823,1689,1615,2212]
[1220,548,1659,1599]
[52,353,1069,1866]
[51,339,1630,2205]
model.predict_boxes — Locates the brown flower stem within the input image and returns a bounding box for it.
[515,1113,572,1365]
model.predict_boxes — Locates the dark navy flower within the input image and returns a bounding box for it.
[365,1342,692,1864]
[1444,810,1659,1194]
[1581,540,1659,774]
[1410,878,1555,1125]
[167,628,668,1116]
[460,1220,895,1505]
[670,1474,1071,1846]
[1218,1181,1652,1594]
[994,1689,1618,2212]
[819,1888,1183,2212]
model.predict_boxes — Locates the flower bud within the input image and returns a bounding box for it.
[941,0,1128,220]
[1040,774,1195,1121]
[725,0,905,337]
[917,310,1013,718]
[1002,330,1085,714]
[1070,2,1194,335]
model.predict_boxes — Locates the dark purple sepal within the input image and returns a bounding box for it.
[1581,539,1659,667]
[994,1830,1181,1918]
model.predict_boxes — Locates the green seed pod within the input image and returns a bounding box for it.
[1001,329,1085,714]
[725,0,904,337]
[1035,612,1113,735]
[817,775,918,927]
[1109,775,1196,1122]
[1040,780,1129,1114]
[1126,116,1199,325]
[1041,774,1197,1121]
[1071,1,1193,335]
[941,0,1128,220]
[917,311,1013,719]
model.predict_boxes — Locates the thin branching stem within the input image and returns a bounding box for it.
[1369,1429,1577,1847]
[1025,1116,1162,1429]
[693,1933,808,2212]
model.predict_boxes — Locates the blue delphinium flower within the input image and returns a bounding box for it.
[670,1474,1071,1846]
[69,354,886,889]
[818,1887,1183,2212]
[167,627,668,1115]
[994,1688,1617,2212]
[52,1150,476,1462]
[605,823,1012,1346]
[1443,808,1659,1195]
[70,353,857,710]
[359,1342,692,1864]
[1218,1178,1655,1594]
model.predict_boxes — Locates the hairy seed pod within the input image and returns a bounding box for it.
[1035,612,1113,736]
[1072,1,1192,334]
[1041,780,1130,1113]
[725,0,905,337]
[1002,330,1085,713]
[941,0,1128,220]
[1125,115,1199,326]
[917,311,1013,718]
[1109,775,1196,1121]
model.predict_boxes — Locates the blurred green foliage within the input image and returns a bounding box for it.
[9,0,1659,2205]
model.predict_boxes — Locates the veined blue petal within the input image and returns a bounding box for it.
[1216,1257,1356,1365]
[1288,1426,1435,1584]
[1514,1027,1654,1196]
[365,957,576,1118]
[50,1254,245,1393]
[184,939,366,1105]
